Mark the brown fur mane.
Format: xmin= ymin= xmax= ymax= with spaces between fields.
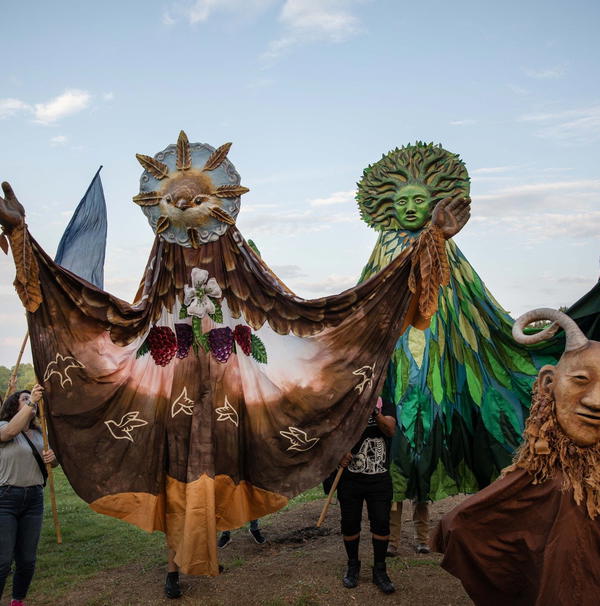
xmin=504 ymin=379 xmax=600 ymax=518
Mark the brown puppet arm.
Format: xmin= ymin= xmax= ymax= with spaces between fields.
xmin=0 ymin=182 xmax=43 ymax=313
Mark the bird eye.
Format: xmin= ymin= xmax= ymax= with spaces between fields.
xmin=164 ymin=195 xmax=172 ymax=203
xmin=194 ymin=195 xmax=204 ymax=204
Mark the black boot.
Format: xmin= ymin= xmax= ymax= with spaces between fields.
xmin=372 ymin=562 xmax=395 ymax=594
xmin=343 ymin=559 xmax=361 ymax=588
xmin=165 ymin=571 xmax=182 ymax=599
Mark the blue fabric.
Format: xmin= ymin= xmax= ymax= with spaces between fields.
xmin=0 ymin=485 xmax=44 ymax=600
xmin=54 ymin=166 xmax=107 ymax=289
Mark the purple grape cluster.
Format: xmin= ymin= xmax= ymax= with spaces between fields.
xmin=208 ymin=327 xmax=234 ymax=363
xmin=147 ymin=326 xmax=178 ymax=366
xmin=175 ymin=323 xmax=194 ymax=359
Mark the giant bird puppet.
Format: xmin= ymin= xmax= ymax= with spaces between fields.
xmin=0 ymin=132 xmax=470 ymax=576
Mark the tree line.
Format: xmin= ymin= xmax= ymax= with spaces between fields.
xmin=0 ymin=363 xmax=37 ymax=400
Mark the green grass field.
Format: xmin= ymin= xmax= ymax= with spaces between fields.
xmin=5 ymin=469 xmax=324 ymax=603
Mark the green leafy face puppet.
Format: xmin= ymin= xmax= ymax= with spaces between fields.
xmin=394 ymin=184 xmax=432 ymax=230
xmin=356 ymin=142 xmax=470 ymax=233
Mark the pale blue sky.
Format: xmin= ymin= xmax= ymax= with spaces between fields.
xmin=0 ymin=0 xmax=598 ymax=366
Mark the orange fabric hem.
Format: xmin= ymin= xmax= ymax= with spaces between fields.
xmin=89 ymin=474 xmax=288 ymax=576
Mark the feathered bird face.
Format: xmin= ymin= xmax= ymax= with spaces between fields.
xmin=133 ymin=131 xmax=249 ymax=248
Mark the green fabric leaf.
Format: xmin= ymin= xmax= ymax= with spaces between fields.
xmin=209 ymin=300 xmax=223 ymax=324
xmin=463 ymin=347 xmax=483 ymax=406
xmin=428 ymin=459 xmax=459 ymax=501
xmin=251 ymin=334 xmax=268 ymax=364
xmin=458 ymin=312 xmax=478 ymax=353
xmin=136 ymin=339 xmax=149 ymax=359
xmin=390 ymin=462 xmax=409 ymax=501
xmin=179 ymin=304 xmax=188 ymax=319
xmin=408 ymin=327 xmax=426 ymax=369
xmin=481 ymin=389 xmax=521 ymax=445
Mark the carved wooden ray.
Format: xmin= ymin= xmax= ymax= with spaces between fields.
xmin=176 ymin=130 xmax=191 ymax=171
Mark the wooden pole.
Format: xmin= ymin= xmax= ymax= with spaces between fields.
xmin=316 ymin=467 xmax=344 ymax=528
xmin=3 ymin=330 xmax=29 ymax=400
xmin=38 ymin=398 xmax=62 ymax=544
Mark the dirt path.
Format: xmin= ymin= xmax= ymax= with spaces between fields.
xmin=54 ymin=496 xmax=472 ymax=606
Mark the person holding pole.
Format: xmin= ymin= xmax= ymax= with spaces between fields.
xmin=0 ymin=385 xmax=56 ymax=606
xmin=336 ymin=396 xmax=397 ymax=594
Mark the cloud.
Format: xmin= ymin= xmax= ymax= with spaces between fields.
xmin=309 ymin=189 xmax=355 ymax=207
xmin=169 ymin=0 xmax=276 ymax=24
xmin=476 ymin=179 xmax=600 ymax=205
xmin=240 ymin=207 xmax=355 ymax=234
xmin=50 ymin=135 xmax=68 ymax=146
xmin=290 ymin=273 xmax=358 ymax=296
xmin=471 ymin=166 xmax=517 ymax=175
xmin=518 ymin=106 xmax=600 ymax=143
xmin=263 ymin=0 xmax=363 ymax=61
xmin=523 ymin=64 xmax=566 ymax=79
xmin=471 ymin=176 xmax=600 ymax=242
xmin=0 ymin=98 xmax=30 ymax=119
xmin=269 ymin=264 xmax=307 ymax=279
xmin=450 ymin=119 xmax=476 ymax=126
xmin=34 ymin=89 xmax=91 ymax=124
xmin=162 ymin=10 xmax=176 ymax=25
xmin=103 ymin=92 xmax=115 ymax=101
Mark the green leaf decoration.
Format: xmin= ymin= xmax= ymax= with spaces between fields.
xmin=458 ymin=312 xmax=479 ymax=353
xmin=209 ymin=300 xmax=223 ymax=324
xmin=192 ymin=317 xmax=209 ymax=352
xmin=428 ymin=459 xmax=460 ymax=501
xmin=437 ymin=322 xmax=446 ymax=358
xmin=499 ymin=341 xmax=538 ymax=375
xmin=179 ymin=304 xmax=188 ymax=319
xmin=197 ymin=332 xmax=210 ymax=353
xmin=251 ymin=334 xmax=267 ymax=364
xmin=407 ymin=327 xmax=426 ymax=369
xmin=136 ymin=338 xmax=150 ymax=359
xmin=247 ymin=239 xmax=262 ymax=257
xmin=468 ymin=302 xmax=490 ymax=341
xmin=483 ymin=347 xmax=512 ymax=389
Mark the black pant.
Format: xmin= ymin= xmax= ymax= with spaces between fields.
xmin=337 ymin=473 xmax=392 ymax=537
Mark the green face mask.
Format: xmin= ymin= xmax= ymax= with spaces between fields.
xmin=394 ymin=184 xmax=432 ymax=230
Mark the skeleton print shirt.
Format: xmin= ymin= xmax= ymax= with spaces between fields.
xmin=346 ymin=398 xmax=397 ymax=478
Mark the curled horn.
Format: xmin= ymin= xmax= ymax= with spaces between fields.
xmin=512 ymin=308 xmax=588 ymax=352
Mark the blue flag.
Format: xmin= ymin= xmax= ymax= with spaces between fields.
xmin=54 ymin=166 xmax=107 ymax=289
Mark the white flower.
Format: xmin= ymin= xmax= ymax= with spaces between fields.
xmin=183 ymin=267 xmax=222 ymax=318
xmin=187 ymin=296 xmax=215 ymax=318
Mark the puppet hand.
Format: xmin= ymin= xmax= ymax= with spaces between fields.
xmin=0 ymin=182 xmax=26 ymax=232
xmin=431 ymin=195 xmax=470 ymax=239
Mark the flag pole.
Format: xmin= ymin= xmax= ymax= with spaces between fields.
xmin=316 ymin=467 xmax=344 ymax=527
xmin=38 ymin=396 xmax=62 ymax=544
xmin=3 ymin=330 xmax=29 ymax=401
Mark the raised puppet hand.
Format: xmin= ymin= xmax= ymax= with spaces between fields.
xmin=0 ymin=182 xmax=26 ymax=232
xmin=431 ymin=195 xmax=471 ymax=239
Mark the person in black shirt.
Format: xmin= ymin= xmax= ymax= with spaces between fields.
xmin=337 ymin=396 xmax=397 ymax=594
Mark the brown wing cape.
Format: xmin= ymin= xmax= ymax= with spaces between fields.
xmin=432 ymin=468 xmax=600 ymax=606
xmin=8 ymin=223 xmax=444 ymax=575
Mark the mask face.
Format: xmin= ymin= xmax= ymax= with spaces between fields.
xmin=394 ymin=184 xmax=432 ymax=230
xmin=552 ymin=343 xmax=600 ymax=447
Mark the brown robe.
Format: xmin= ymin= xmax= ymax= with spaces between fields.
xmin=433 ymin=468 xmax=600 ymax=606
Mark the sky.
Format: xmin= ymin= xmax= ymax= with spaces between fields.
xmin=0 ymin=0 xmax=598 ymax=367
